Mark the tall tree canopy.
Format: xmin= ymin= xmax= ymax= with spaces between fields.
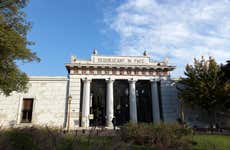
xmin=178 ymin=57 xmax=230 ymax=125
xmin=0 ymin=0 xmax=40 ymax=96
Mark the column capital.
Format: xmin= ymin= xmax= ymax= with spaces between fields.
xmin=106 ymin=78 xmax=115 ymax=83
xmin=160 ymin=76 xmax=168 ymax=80
xmin=150 ymin=77 xmax=160 ymax=82
xmin=128 ymin=78 xmax=138 ymax=83
xmin=82 ymin=77 xmax=91 ymax=83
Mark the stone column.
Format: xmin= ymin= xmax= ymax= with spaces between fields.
xmin=129 ymin=79 xmax=138 ymax=123
xmin=106 ymin=79 xmax=114 ymax=127
xmin=151 ymin=79 xmax=161 ymax=123
xmin=81 ymin=78 xmax=91 ymax=128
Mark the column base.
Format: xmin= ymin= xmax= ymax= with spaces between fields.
xmin=106 ymin=121 xmax=113 ymax=127
xmin=81 ymin=116 xmax=89 ymax=128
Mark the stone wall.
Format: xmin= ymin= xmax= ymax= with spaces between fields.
xmin=0 ymin=76 xmax=68 ymax=128
xmin=5 ymin=76 xmax=229 ymax=129
xmin=160 ymin=80 xmax=181 ymax=123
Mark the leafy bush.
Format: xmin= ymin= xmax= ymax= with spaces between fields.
xmin=0 ymin=126 xmax=129 ymax=150
xmin=0 ymin=125 xmax=226 ymax=150
xmin=0 ymin=127 xmax=70 ymax=150
xmin=120 ymin=122 xmax=193 ymax=149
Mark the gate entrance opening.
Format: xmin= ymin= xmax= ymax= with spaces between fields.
xmin=90 ymin=79 xmax=106 ymax=126
xmin=114 ymin=80 xmax=130 ymax=126
xmin=136 ymin=80 xmax=153 ymax=123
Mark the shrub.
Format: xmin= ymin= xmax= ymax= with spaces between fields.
xmin=120 ymin=122 xmax=193 ymax=149
xmin=0 ymin=125 xmax=193 ymax=150
xmin=0 ymin=126 xmax=129 ymax=150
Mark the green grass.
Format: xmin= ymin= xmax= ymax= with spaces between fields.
xmin=83 ymin=134 xmax=230 ymax=150
xmin=73 ymin=135 xmax=157 ymax=150
xmin=191 ymin=134 xmax=230 ymax=150
xmin=74 ymin=134 xmax=230 ymax=150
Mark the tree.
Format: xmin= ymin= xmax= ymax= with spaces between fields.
xmin=0 ymin=0 xmax=18 ymax=8
xmin=178 ymin=57 xmax=230 ymax=126
xmin=0 ymin=0 xmax=40 ymax=96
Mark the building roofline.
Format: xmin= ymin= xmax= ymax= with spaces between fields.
xmin=29 ymin=76 xmax=68 ymax=81
xmin=91 ymin=54 xmax=150 ymax=58
xmin=65 ymin=63 xmax=176 ymax=69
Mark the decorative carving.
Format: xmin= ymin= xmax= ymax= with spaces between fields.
xmin=112 ymin=68 xmax=116 ymax=75
xmin=71 ymin=55 xmax=77 ymax=63
xmin=71 ymin=67 xmax=169 ymax=76
xmin=143 ymin=50 xmax=147 ymax=56
xmin=142 ymin=70 xmax=146 ymax=75
xmin=105 ymin=68 xmax=110 ymax=75
xmin=97 ymin=69 xmax=101 ymax=74
xmin=163 ymin=71 xmax=168 ymax=75
xmin=90 ymin=69 xmax=94 ymax=75
xmin=74 ymin=68 xmax=78 ymax=74
xmin=127 ymin=70 xmax=131 ymax=75
xmin=93 ymin=49 xmax=98 ymax=55
xmin=120 ymin=69 xmax=124 ymax=75
xmin=164 ymin=58 xmax=169 ymax=65
xmin=149 ymin=70 xmax=153 ymax=75
xmin=82 ymin=68 xmax=86 ymax=75
xmin=134 ymin=70 xmax=139 ymax=75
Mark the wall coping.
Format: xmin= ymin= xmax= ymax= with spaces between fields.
xmin=29 ymin=76 xmax=68 ymax=81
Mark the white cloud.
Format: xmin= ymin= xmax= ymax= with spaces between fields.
xmin=105 ymin=0 xmax=230 ymax=76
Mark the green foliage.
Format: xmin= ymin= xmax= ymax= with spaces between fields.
xmin=178 ymin=57 xmax=230 ymax=124
xmin=6 ymin=128 xmax=40 ymax=150
xmin=0 ymin=126 xmax=129 ymax=150
xmin=0 ymin=0 xmax=40 ymax=96
xmin=120 ymin=122 xmax=193 ymax=149
xmin=0 ymin=126 xmax=229 ymax=150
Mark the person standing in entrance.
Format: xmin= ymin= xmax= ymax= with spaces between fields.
xmin=112 ymin=117 xmax=116 ymax=130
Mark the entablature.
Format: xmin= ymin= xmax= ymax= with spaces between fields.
xmin=65 ymin=51 xmax=176 ymax=77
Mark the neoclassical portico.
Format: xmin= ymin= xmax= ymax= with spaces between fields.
xmin=79 ymin=77 xmax=165 ymax=127
xmin=65 ymin=50 xmax=175 ymax=128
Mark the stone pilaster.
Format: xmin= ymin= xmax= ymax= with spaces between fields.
xmin=129 ymin=79 xmax=138 ymax=123
xmin=68 ymin=75 xmax=81 ymax=129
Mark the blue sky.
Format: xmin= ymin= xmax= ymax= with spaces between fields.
xmin=20 ymin=0 xmax=230 ymax=77
xmin=20 ymin=0 xmax=119 ymax=76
